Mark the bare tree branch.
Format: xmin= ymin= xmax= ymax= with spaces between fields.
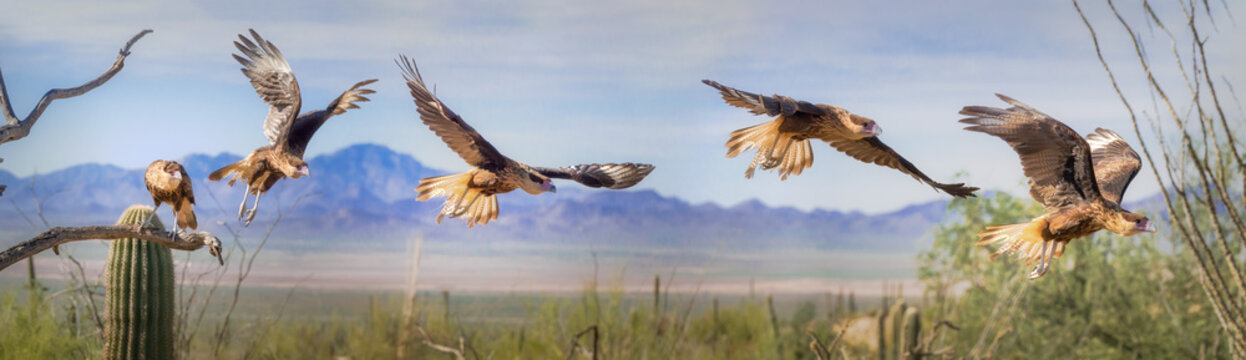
xmin=0 ymin=29 xmax=152 ymax=157
xmin=566 ymin=325 xmax=599 ymax=360
xmin=415 ymin=325 xmax=467 ymax=360
xmin=0 ymin=224 xmax=223 ymax=272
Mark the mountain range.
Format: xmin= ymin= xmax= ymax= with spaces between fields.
xmin=0 ymin=143 xmax=954 ymax=252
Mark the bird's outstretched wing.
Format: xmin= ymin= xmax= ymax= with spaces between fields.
xmin=234 ymin=29 xmax=302 ymax=149
xmin=533 ymin=163 xmax=656 ymax=189
xmin=1085 ymin=128 xmax=1141 ymax=205
xmin=397 ymin=55 xmax=508 ymax=171
xmin=286 ymin=79 xmax=378 ymax=158
xmin=826 ymin=137 xmax=978 ymax=198
xmin=960 ymin=94 xmax=1100 ymax=209
xmin=702 ymin=79 xmax=826 ymax=117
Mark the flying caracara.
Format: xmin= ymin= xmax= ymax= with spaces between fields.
xmin=209 ymin=29 xmax=377 ymax=226
xmin=702 ymin=80 xmax=977 ymax=198
xmin=397 ymin=56 xmax=655 ymax=227
xmin=960 ymin=94 xmax=1156 ymax=279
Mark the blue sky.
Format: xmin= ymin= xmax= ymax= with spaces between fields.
xmin=1 ymin=0 xmax=1241 ymax=213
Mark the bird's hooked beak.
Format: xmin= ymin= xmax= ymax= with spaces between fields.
xmin=863 ymin=122 xmax=883 ymax=136
xmin=170 ymin=171 xmax=182 ymax=180
xmin=297 ymin=165 xmax=311 ymax=177
xmin=542 ymin=181 xmax=557 ymax=193
xmin=1136 ymin=219 xmax=1157 ymax=233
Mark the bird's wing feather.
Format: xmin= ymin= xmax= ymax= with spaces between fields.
xmin=177 ymin=165 xmax=195 ymax=205
xmin=1085 ymin=128 xmax=1141 ymax=204
xmin=826 ymin=137 xmax=978 ymax=198
xmin=533 ymin=163 xmax=656 ymax=189
xmin=285 ymin=79 xmax=378 ymax=158
xmin=234 ymin=29 xmax=301 ymax=149
xmin=959 ymin=94 xmax=1101 ymax=209
xmin=701 ymin=79 xmax=825 ymax=117
xmin=397 ymin=56 xmax=508 ymax=171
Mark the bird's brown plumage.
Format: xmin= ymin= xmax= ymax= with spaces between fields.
xmin=208 ymin=29 xmax=377 ymax=226
xmin=399 ymin=56 xmax=655 ymax=227
xmin=145 ymin=160 xmax=196 ymax=230
xmin=703 ymin=79 xmax=977 ymax=198
xmin=960 ymin=94 xmax=1153 ymax=279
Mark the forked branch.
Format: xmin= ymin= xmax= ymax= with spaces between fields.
xmin=0 ymin=224 xmax=223 ymax=271
xmin=0 ymin=29 xmax=152 ymax=156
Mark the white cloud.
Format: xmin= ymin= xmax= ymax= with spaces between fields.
xmin=0 ymin=0 xmax=1241 ymax=213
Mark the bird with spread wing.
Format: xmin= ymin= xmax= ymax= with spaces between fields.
xmin=209 ymin=29 xmax=377 ymax=226
xmin=702 ymin=80 xmax=977 ymax=198
xmin=397 ymin=56 xmax=655 ymax=227
xmin=960 ymin=94 xmax=1156 ymax=279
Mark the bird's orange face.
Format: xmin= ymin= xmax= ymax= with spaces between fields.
xmin=520 ymin=171 xmax=556 ymax=195
xmin=1107 ymin=211 xmax=1157 ymax=236
xmin=848 ymin=114 xmax=882 ymax=139
xmin=279 ymin=156 xmax=310 ymax=179
xmin=159 ymin=162 xmax=184 ymax=185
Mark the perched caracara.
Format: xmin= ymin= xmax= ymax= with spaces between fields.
xmin=397 ymin=56 xmax=655 ymax=227
xmin=144 ymin=160 xmax=196 ymax=233
xmin=702 ymin=80 xmax=977 ymax=198
xmin=208 ymin=29 xmax=377 ymax=226
xmin=960 ymin=94 xmax=1156 ymax=279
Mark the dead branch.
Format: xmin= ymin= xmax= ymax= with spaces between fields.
xmin=566 ymin=325 xmax=599 ymax=360
xmin=415 ymin=325 xmax=467 ymax=360
xmin=0 ymin=224 xmax=222 ymax=272
xmin=0 ymin=29 xmax=152 ymax=158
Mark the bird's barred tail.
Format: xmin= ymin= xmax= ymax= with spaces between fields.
xmin=977 ymin=220 xmax=1064 ymax=265
xmin=175 ymin=198 xmax=197 ymax=230
xmin=416 ymin=171 xmax=498 ymax=228
xmin=725 ymin=118 xmax=812 ymax=180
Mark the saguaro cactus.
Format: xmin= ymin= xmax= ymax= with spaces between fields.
xmin=103 ymin=205 xmax=175 ymax=359
xmin=900 ymin=307 xmax=922 ymax=360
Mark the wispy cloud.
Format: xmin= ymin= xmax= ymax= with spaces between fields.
xmin=1 ymin=0 xmax=1241 ymax=213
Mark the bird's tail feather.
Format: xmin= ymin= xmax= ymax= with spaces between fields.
xmin=416 ymin=171 xmax=498 ymax=228
xmin=175 ymin=198 xmax=197 ymax=230
xmin=208 ymin=162 xmax=242 ymax=186
xmin=725 ymin=117 xmax=812 ymax=180
xmin=977 ymin=219 xmax=1063 ymax=265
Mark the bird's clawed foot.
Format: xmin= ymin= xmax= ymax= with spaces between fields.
xmin=1028 ymin=241 xmax=1054 ymax=280
xmin=243 ymin=208 xmax=258 ymax=227
xmin=236 ymin=192 xmax=262 ymax=226
xmin=237 ymin=193 xmax=250 ymax=221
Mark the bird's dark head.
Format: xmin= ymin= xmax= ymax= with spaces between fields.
xmin=521 ymin=171 xmax=555 ymax=195
xmin=849 ymin=114 xmax=882 ymax=138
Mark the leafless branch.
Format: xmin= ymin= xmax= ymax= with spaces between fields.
xmin=566 ymin=325 xmax=599 ymax=360
xmin=1074 ymin=0 xmax=1246 ymax=355
xmin=809 ymin=322 xmax=851 ymax=360
xmin=0 ymin=29 xmax=152 ymax=157
xmin=211 ymin=190 xmax=314 ymax=358
xmin=0 ymin=224 xmax=222 ymax=272
xmin=63 ymin=254 xmax=105 ymax=333
xmin=415 ymin=325 xmax=467 ymax=360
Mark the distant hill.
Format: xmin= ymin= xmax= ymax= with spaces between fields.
xmin=0 ymin=143 xmax=953 ymax=252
